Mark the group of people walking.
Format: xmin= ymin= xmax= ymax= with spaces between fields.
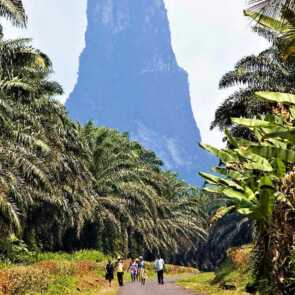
xmin=105 ymin=255 xmax=165 ymax=287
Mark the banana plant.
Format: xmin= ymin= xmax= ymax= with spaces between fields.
xmin=200 ymin=90 xmax=295 ymax=228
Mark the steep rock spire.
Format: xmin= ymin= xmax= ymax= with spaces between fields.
xmin=66 ymin=0 xmax=215 ymax=185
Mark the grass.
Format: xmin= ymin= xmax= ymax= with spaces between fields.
xmin=177 ymin=245 xmax=253 ymax=295
xmin=35 ymin=250 xmax=106 ymax=263
xmin=178 ymin=272 xmax=249 ymax=295
xmin=143 ymin=261 xmax=197 ymax=279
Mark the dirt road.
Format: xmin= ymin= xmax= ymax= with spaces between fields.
xmin=118 ymin=276 xmax=196 ymax=295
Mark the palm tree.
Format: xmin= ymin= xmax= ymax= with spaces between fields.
xmin=0 ymin=0 xmax=26 ymax=27
xmin=211 ymin=26 xmax=295 ymax=138
xmin=248 ymin=0 xmax=295 ymax=16
xmin=80 ymin=123 xmax=207 ymax=257
xmin=0 ymin=35 xmax=96 ymax=250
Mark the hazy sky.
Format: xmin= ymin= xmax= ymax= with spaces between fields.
xmin=4 ymin=0 xmax=268 ymax=147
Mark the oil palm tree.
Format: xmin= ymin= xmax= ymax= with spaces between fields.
xmin=0 ymin=0 xmax=26 ymax=28
xmin=248 ymin=0 xmax=295 ymax=16
xmin=0 ymin=35 xmax=96 ymax=250
xmin=81 ymin=123 xmax=207 ymax=257
xmin=211 ymin=26 xmax=295 ymax=138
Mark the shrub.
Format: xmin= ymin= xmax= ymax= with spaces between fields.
xmin=34 ymin=261 xmax=74 ymax=276
xmin=0 ymin=235 xmax=35 ymax=264
xmin=0 ymin=266 xmax=50 ymax=294
xmin=227 ymin=245 xmax=252 ymax=267
xmin=44 ymin=276 xmax=76 ymax=295
xmin=73 ymin=261 xmax=97 ymax=274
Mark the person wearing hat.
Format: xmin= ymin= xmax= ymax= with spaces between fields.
xmin=116 ymin=257 xmax=125 ymax=287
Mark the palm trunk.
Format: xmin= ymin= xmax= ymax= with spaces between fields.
xmin=122 ymin=227 xmax=129 ymax=259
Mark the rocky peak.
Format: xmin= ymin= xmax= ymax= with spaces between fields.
xmin=66 ymin=0 xmax=215 ymax=185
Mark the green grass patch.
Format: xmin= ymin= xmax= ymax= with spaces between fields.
xmin=178 ymin=272 xmax=249 ymax=295
xmin=44 ymin=275 xmax=76 ymax=295
xmin=35 ymin=250 xmax=106 ymax=263
xmin=178 ymin=246 xmax=253 ymax=295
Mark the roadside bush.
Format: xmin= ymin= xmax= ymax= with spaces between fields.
xmin=227 ymin=245 xmax=252 ymax=267
xmin=0 ymin=235 xmax=35 ymax=264
xmin=73 ymin=261 xmax=97 ymax=274
xmin=34 ymin=261 xmax=74 ymax=276
xmin=44 ymin=275 xmax=76 ymax=295
xmin=0 ymin=266 xmax=50 ymax=294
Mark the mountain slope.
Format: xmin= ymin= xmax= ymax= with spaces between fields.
xmin=66 ymin=0 xmax=215 ymax=185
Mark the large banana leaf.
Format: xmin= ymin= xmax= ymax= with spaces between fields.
xmin=199 ymin=172 xmax=225 ymax=185
xmin=199 ymin=172 xmax=243 ymax=190
xmin=204 ymin=185 xmax=256 ymax=207
xmin=232 ymin=117 xmax=277 ymax=128
xmin=256 ymin=91 xmax=295 ymax=105
xmin=222 ymin=188 xmax=255 ymax=206
xmin=263 ymin=129 xmax=295 ymax=143
xmin=214 ymin=167 xmax=245 ymax=181
xmin=199 ymin=143 xmax=238 ymax=163
xmin=237 ymin=149 xmax=273 ymax=172
xmin=203 ymin=185 xmax=224 ymax=194
xmin=247 ymin=146 xmax=295 ymax=163
xmin=244 ymin=186 xmax=256 ymax=201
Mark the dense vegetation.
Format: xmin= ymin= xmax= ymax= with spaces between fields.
xmin=0 ymin=0 xmax=208 ymax=265
xmin=3 ymin=1 xmax=295 ymax=295
xmin=199 ymin=1 xmax=295 ymax=294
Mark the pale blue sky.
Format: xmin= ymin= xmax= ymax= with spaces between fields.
xmin=4 ymin=0 xmax=268 ymax=147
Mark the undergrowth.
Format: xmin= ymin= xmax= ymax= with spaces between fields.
xmin=178 ymin=245 xmax=253 ymax=295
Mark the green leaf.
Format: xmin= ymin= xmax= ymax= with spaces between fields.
xmin=256 ymin=91 xmax=295 ymax=105
xmin=237 ymin=149 xmax=273 ymax=172
xmin=199 ymin=172 xmax=243 ymax=190
xmin=244 ymin=186 xmax=256 ymax=201
xmin=264 ymin=129 xmax=295 ymax=143
xmin=203 ymin=185 xmax=224 ymax=194
xmin=290 ymin=106 xmax=295 ymax=119
xmin=247 ymin=146 xmax=295 ymax=164
xmin=222 ymin=188 xmax=254 ymax=206
xmin=214 ymin=167 xmax=244 ymax=181
xmin=258 ymin=176 xmax=274 ymax=189
xmin=237 ymin=208 xmax=253 ymax=216
xmin=200 ymin=143 xmax=238 ymax=163
xmin=232 ymin=117 xmax=276 ymax=128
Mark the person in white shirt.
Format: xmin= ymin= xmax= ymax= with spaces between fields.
xmin=154 ymin=255 xmax=165 ymax=284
